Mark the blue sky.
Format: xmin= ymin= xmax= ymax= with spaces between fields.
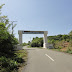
xmin=0 ymin=0 xmax=72 ymax=43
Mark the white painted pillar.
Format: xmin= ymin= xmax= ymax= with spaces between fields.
xmin=43 ymin=31 xmax=48 ymax=48
xmin=18 ymin=31 xmax=22 ymax=45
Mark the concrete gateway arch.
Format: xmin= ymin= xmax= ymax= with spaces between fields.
xmin=18 ymin=30 xmax=48 ymax=48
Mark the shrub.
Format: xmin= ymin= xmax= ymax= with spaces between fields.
xmin=30 ymin=37 xmax=43 ymax=47
xmin=69 ymin=40 xmax=72 ymax=47
xmin=22 ymin=42 xmax=27 ymax=46
xmin=0 ymin=56 xmax=18 ymax=72
xmin=15 ymin=57 xmax=24 ymax=63
xmin=66 ymin=48 xmax=72 ymax=54
xmin=58 ymin=46 xmax=62 ymax=49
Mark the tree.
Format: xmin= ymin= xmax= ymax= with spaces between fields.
xmin=0 ymin=22 xmax=18 ymax=55
xmin=0 ymin=4 xmax=12 ymax=32
xmin=30 ymin=37 xmax=43 ymax=47
xmin=69 ymin=31 xmax=72 ymax=36
xmin=0 ymin=4 xmax=5 ymax=15
xmin=0 ymin=4 xmax=18 ymax=56
xmin=28 ymin=41 xmax=31 ymax=45
xmin=62 ymin=35 xmax=69 ymax=41
xmin=69 ymin=30 xmax=72 ymax=40
xmin=22 ymin=42 xmax=27 ymax=46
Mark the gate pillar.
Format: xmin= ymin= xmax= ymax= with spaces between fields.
xmin=43 ymin=31 xmax=48 ymax=48
xmin=18 ymin=31 xmax=22 ymax=45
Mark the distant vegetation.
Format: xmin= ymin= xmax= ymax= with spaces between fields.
xmin=28 ymin=31 xmax=72 ymax=54
xmin=30 ymin=37 xmax=43 ymax=47
xmin=48 ymin=31 xmax=72 ymax=53
xmin=22 ymin=42 xmax=28 ymax=46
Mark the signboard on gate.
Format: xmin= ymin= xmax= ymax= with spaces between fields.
xmin=22 ymin=31 xmax=44 ymax=34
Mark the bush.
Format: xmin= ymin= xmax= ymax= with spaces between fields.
xmin=30 ymin=37 xmax=43 ymax=47
xmin=58 ymin=46 xmax=62 ymax=49
xmin=15 ymin=57 xmax=24 ymax=63
xmin=66 ymin=39 xmax=70 ymax=42
xmin=66 ymin=48 xmax=72 ymax=54
xmin=22 ymin=42 xmax=27 ymax=46
xmin=0 ymin=56 xmax=9 ymax=67
xmin=0 ymin=56 xmax=18 ymax=72
xmin=69 ymin=40 xmax=72 ymax=47
xmin=0 ymin=22 xmax=19 ymax=72
xmin=0 ymin=31 xmax=18 ymax=57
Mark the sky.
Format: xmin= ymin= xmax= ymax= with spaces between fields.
xmin=0 ymin=0 xmax=72 ymax=43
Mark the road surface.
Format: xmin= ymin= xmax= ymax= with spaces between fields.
xmin=22 ymin=47 xmax=72 ymax=72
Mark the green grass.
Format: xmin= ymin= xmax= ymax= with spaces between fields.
xmin=27 ymin=45 xmax=31 ymax=48
xmin=51 ymin=48 xmax=61 ymax=52
xmin=0 ymin=49 xmax=27 ymax=72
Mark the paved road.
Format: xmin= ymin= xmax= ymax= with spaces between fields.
xmin=22 ymin=47 xmax=72 ymax=72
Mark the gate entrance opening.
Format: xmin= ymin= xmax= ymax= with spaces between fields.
xmin=18 ymin=30 xmax=48 ymax=48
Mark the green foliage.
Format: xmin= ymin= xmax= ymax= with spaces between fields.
xmin=62 ymin=35 xmax=69 ymax=41
xmin=0 ymin=22 xmax=18 ymax=56
xmin=58 ymin=46 xmax=62 ymax=49
xmin=0 ymin=4 xmax=5 ymax=15
xmin=0 ymin=4 xmax=11 ymax=31
xmin=0 ymin=32 xmax=18 ymax=56
xmin=53 ymin=41 xmax=63 ymax=49
xmin=22 ymin=42 xmax=28 ymax=46
xmin=0 ymin=4 xmax=18 ymax=55
xmin=0 ymin=4 xmax=5 ymax=9
xmin=0 ymin=4 xmax=21 ymax=72
xmin=69 ymin=30 xmax=72 ymax=40
xmin=66 ymin=39 xmax=70 ymax=42
xmin=14 ymin=50 xmax=27 ymax=64
xmin=30 ymin=37 xmax=43 ymax=47
xmin=0 ymin=50 xmax=27 ymax=72
xmin=0 ymin=56 xmax=18 ymax=72
xmin=0 ymin=22 xmax=5 ymax=28
xmin=48 ymin=34 xmax=70 ymax=42
xmin=69 ymin=40 xmax=72 ymax=50
xmin=28 ymin=41 xmax=31 ymax=45
xmin=66 ymin=48 xmax=72 ymax=54
xmin=30 ymin=31 xmax=72 ymax=49
xmin=69 ymin=30 xmax=72 ymax=36
xmin=47 ymin=34 xmax=71 ymax=49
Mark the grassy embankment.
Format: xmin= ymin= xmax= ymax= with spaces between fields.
xmin=49 ymin=41 xmax=72 ymax=54
xmin=0 ymin=49 xmax=27 ymax=72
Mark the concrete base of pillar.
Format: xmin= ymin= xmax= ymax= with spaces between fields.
xmin=43 ymin=43 xmax=48 ymax=48
xmin=14 ymin=44 xmax=23 ymax=50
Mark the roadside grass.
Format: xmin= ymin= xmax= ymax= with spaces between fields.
xmin=49 ymin=48 xmax=72 ymax=54
xmin=27 ymin=45 xmax=31 ymax=48
xmin=52 ymin=48 xmax=61 ymax=52
xmin=0 ymin=49 xmax=27 ymax=72
xmin=66 ymin=48 xmax=72 ymax=54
